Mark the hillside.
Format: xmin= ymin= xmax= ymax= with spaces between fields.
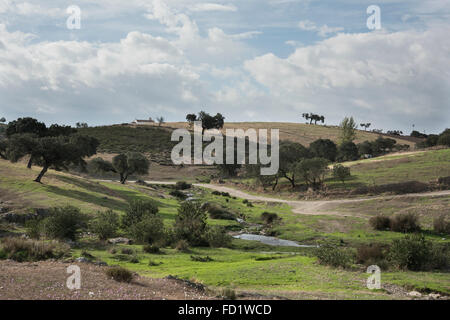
xmin=160 ymin=122 xmax=420 ymax=148
xmin=78 ymin=122 xmax=420 ymax=159
xmin=0 ymin=158 xmax=449 ymax=298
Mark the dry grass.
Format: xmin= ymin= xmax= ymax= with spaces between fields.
xmin=160 ymin=122 xmax=418 ymax=148
xmin=0 ymin=260 xmax=212 ymax=300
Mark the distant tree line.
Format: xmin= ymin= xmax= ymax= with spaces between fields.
xmin=0 ymin=117 xmax=99 ymax=182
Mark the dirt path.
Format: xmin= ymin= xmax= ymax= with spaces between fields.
xmin=186 ymin=183 xmax=450 ymax=216
xmin=101 ymin=179 xmax=450 ymax=216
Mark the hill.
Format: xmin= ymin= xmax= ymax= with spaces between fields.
xmin=0 ymin=158 xmax=449 ymax=298
xmin=160 ymin=122 xmax=420 ymax=148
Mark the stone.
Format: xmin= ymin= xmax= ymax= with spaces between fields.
xmin=428 ymin=293 xmax=441 ymax=300
xmin=107 ymin=237 xmax=132 ymax=245
xmin=407 ymin=291 xmax=422 ymax=297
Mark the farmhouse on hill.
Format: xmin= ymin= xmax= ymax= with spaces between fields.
xmin=131 ymin=117 xmax=155 ymax=125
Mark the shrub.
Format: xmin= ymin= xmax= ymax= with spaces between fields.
xmin=122 ymin=199 xmax=158 ymax=228
xmin=389 ymin=234 xmax=432 ymax=271
xmin=220 ymin=288 xmax=236 ymax=300
xmin=0 ymin=237 xmax=69 ymax=262
xmin=390 ymin=213 xmax=420 ymax=233
xmin=148 ymin=260 xmax=163 ymax=266
xmin=25 ymin=218 xmax=43 ymax=239
xmin=121 ymin=248 xmax=134 ymax=255
xmin=175 ymin=239 xmax=190 ymax=252
xmin=90 ymin=210 xmax=120 ymax=240
xmin=356 ymin=244 xmax=388 ymax=267
xmin=170 ymin=190 xmax=187 ymax=200
xmin=143 ymin=244 xmax=160 ymax=254
xmin=190 ymin=255 xmax=213 ymax=262
xmin=175 ymin=181 xmax=191 ymax=190
xmin=208 ymin=206 xmax=235 ymax=220
xmin=128 ymin=215 xmax=165 ymax=245
xmin=433 ymin=214 xmax=450 ymax=234
xmin=316 ymin=242 xmax=354 ymax=269
xmin=129 ymin=255 xmax=140 ymax=263
xmin=206 ymin=226 xmax=232 ymax=248
xmin=174 ymin=202 xmax=209 ymax=246
xmin=369 ymin=215 xmax=391 ymax=231
xmin=261 ymin=212 xmax=279 ymax=225
xmin=41 ymin=206 xmax=87 ymax=241
xmin=105 ymin=266 xmax=134 ymax=283
xmin=332 ymin=164 xmax=351 ymax=186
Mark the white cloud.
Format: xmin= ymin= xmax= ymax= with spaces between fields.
xmin=190 ymin=3 xmax=237 ymax=12
xmin=298 ymin=20 xmax=344 ymax=37
xmin=244 ymin=26 xmax=450 ymax=131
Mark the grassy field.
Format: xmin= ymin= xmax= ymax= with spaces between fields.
xmin=161 ymin=122 xmax=419 ymax=148
xmin=0 ymin=158 xmax=448 ymax=298
xmin=233 ymin=148 xmax=450 ymax=196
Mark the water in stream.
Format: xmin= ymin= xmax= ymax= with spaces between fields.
xmin=233 ymin=234 xmax=317 ymax=248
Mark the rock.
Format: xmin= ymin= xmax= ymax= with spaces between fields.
xmin=94 ymin=261 xmax=108 ymax=266
xmin=75 ymin=257 xmax=90 ymax=263
xmin=107 ymin=237 xmax=132 ymax=245
xmin=0 ymin=207 xmax=9 ymax=214
xmin=428 ymin=293 xmax=441 ymax=300
xmin=407 ymin=291 xmax=422 ymax=298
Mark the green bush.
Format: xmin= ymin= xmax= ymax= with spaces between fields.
xmin=369 ymin=215 xmax=391 ymax=231
xmin=25 ymin=218 xmax=43 ymax=239
xmin=261 ymin=212 xmax=279 ymax=225
xmin=143 ymin=244 xmax=161 ymax=254
xmin=174 ymin=202 xmax=209 ymax=246
xmin=120 ymin=248 xmax=134 ymax=255
xmin=390 ymin=213 xmax=421 ymax=233
xmin=356 ymin=244 xmax=389 ymax=268
xmin=169 ymin=190 xmax=187 ymax=200
xmin=206 ymin=226 xmax=232 ymax=248
xmin=0 ymin=237 xmax=69 ymax=262
xmin=105 ymin=266 xmax=134 ymax=283
xmin=90 ymin=210 xmax=120 ymax=240
xmin=433 ymin=214 xmax=450 ymax=234
xmin=190 ymin=255 xmax=213 ymax=262
xmin=316 ymin=242 xmax=354 ymax=269
xmin=175 ymin=239 xmax=190 ymax=252
xmin=175 ymin=181 xmax=191 ymax=190
xmin=128 ymin=215 xmax=165 ymax=245
xmin=122 ymin=199 xmax=158 ymax=228
xmin=389 ymin=234 xmax=432 ymax=271
xmin=41 ymin=206 xmax=87 ymax=241
xmin=207 ymin=206 xmax=235 ymax=220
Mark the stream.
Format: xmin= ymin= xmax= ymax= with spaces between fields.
xmin=233 ymin=234 xmax=317 ymax=248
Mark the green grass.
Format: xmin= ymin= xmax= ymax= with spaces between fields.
xmin=1 ymin=158 xmax=449 ymax=299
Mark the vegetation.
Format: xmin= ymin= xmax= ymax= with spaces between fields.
xmin=90 ymin=210 xmax=120 ymax=240
xmin=105 ymin=266 xmax=134 ymax=283
xmin=0 ymin=237 xmax=69 ymax=262
xmin=91 ymin=152 xmax=149 ymax=184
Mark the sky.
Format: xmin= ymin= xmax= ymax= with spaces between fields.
xmin=0 ymin=0 xmax=449 ymax=134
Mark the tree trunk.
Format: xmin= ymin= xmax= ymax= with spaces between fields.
xmin=34 ymin=165 xmax=48 ymax=183
xmin=121 ymin=173 xmax=129 ymax=184
xmin=27 ymin=157 xmax=33 ymax=169
xmin=272 ymin=177 xmax=279 ymax=191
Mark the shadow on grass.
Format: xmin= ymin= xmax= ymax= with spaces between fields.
xmin=55 ymin=175 xmax=122 ymax=199
xmin=43 ymin=184 xmax=128 ymax=211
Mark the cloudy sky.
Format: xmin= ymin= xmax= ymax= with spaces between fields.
xmin=0 ymin=0 xmax=449 ymax=134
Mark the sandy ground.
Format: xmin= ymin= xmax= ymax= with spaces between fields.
xmin=0 ymin=260 xmax=213 ymax=300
